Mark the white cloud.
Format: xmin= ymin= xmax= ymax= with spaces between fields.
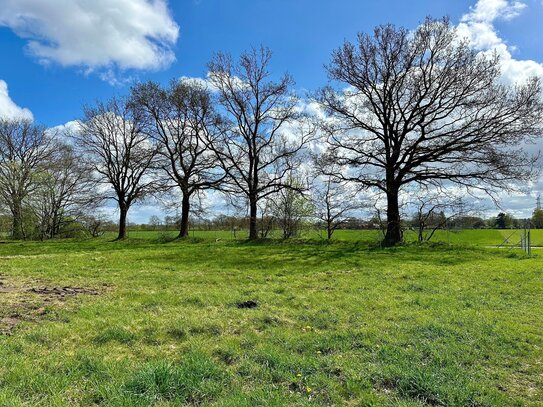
xmin=0 ymin=80 xmax=33 ymax=120
xmin=179 ymin=76 xmax=213 ymax=89
xmin=47 ymin=120 xmax=83 ymax=140
xmin=457 ymin=0 xmax=543 ymax=84
xmin=179 ymin=73 xmax=249 ymax=94
xmin=455 ymin=0 xmax=543 ymax=217
xmin=464 ymin=0 xmax=526 ymax=22
xmin=0 ymin=0 xmax=180 ymax=82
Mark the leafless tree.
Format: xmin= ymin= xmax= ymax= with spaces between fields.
xmin=317 ymin=17 xmax=543 ymax=246
xmin=148 ymin=215 xmax=162 ymax=230
xmin=74 ymin=97 xmax=159 ymax=240
xmin=257 ymin=198 xmax=274 ymax=238
xmin=208 ymin=46 xmax=314 ymax=240
xmin=30 ymin=140 xmax=96 ymax=240
xmin=79 ymin=213 xmax=109 ymax=238
xmin=408 ymin=188 xmax=472 ymax=242
xmin=312 ymin=167 xmax=362 ymax=240
xmin=269 ymin=175 xmax=313 ymax=239
xmin=130 ymin=79 xmax=225 ymax=238
xmin=0 ymin=119 xmax=53 ymax=239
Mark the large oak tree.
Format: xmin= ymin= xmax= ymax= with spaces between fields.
xmin=318 ymin=17 xmax=543 ymax=246
xmin=131 ymin=79 xmax=224 ymax=238
xmin=75 ymin=97 xmax=159 ymax=240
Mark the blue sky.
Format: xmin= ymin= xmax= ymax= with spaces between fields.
xmin=1 ymin=0 xmax=543 ymax=222
xmin=0 ymin=0 xmax=541 ymax=128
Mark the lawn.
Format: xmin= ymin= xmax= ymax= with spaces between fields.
xmin=129 ymin=228 xmax=543 ymax=247
xmin=0 ymin=232 xmax=542 ymax=405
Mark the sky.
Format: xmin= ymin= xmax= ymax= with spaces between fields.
xmin=1 ymin=0 xmax=543 ymax=222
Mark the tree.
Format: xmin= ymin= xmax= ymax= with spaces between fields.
xmin=0 ymin=119 xmax=52 ymax=239
xmin=532 ymin=209 xmax=543 ymax=229
xmin=208 ymin=46 xmax=313 ymax=240
xmin=447 ymin=215 xmax=486 ymax=229
xmin=148 ymin=215 xmax=162 ymax=230
xmin=495 ymin=212 xmax=513 ymax=229
xmin=79 ymin=213 xmax=108 ymax=237
xmin=312 ymin=165 xmax=362 ymax=239
xmin=74 ymin=97 xmax=159 ymax=240
xmin=257 ymin=198 xmax=275 ymax=238
xmin=270 ymin=176 xmax=313 ymax=239
xmin=131 ymin=80 xmax=225 ymax=238
xmin=318 ymin=17 xmax=543 ymax=246
xmin=30 ymin=140 xmax=95 ymax=240
xmin=408 ymin=189 xmax=469 ymax=242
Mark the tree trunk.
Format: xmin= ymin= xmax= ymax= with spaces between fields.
xmin=249 ymin=198 xmax=258 ymax=240
xmin=178 ymin=193 xmax=190 ymax=238
xmin=11 ymin=212 xmax=24 ymax=240
xmin=326 ymin=203 xmax=332 ymax=240
xmin=383 ymin=187 xmax=402 ymax=246
xmin=117 ymin=203 xmax=128 ymax=240
xmin=11 ymin=204 xmax=24 ymax=240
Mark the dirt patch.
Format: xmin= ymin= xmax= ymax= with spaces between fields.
xmin=0 ymin=286 xmax=18 ymax=293
xmin=29 ymin=286 xmax=99 ymax=297
xmin=0 ymin=277 xmax=101 ymax=335
xmin=0 ymin=316 xmax=21 ymax=335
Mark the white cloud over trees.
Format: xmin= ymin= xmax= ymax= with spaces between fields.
xmin=0 ymin=0 xmax=179 ymax=82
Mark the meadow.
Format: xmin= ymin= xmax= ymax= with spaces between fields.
xmin=0 ymin=230 xmax=541 ymax=406
xmin=129 ymin=228 xmax=543 ymax=247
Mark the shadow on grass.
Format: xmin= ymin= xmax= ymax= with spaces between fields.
xmin=0 ymin=232 xmax=529 ymax=270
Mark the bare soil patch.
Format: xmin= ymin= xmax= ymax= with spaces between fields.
xmin=29 ymin=286 xmax=99 ymax=297
xmin=0 ymin=275 xmax=100 ymax=335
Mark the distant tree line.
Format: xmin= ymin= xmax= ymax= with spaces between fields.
xmin=119 ymin=210 xmax=543 ymax=242
xmin=1 ymin=17 xmax=542 ymax=244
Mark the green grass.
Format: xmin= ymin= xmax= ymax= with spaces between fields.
xmin=0 ymin=231 xmax=542 ymax=405
xmin=126 ymin=228 xmax=543 ymax=247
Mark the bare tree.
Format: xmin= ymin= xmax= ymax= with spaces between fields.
xmin=257 ymin=197 xmax=274 ymax=238
xmin=130 ymin=79 xmax=224 ymax=238
xmin=312 ymin=169 xmax=362 ymax=240
xmin=30 ymin=140 xmax=95 ymax=240
xmin=74 ymin=97 xmax=159 ymax=240
xmin=148 ymin=215 xmax=162 ymax=230
xmin=318 ymin=17 xmax=543 ymax=246
xmin=79 ymin=213 xmax=109 ymax=238
xmin=0 ymin=119 xmax=52 ymax=239
xmin=208 ymin=46 xmax=313 ymax=240
xmin=270 ymin=175 xmax=313 ymax=239
xmin=408 ymin=188 xmax=472 ymax=242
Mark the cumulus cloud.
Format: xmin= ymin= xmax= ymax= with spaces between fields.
xmin=46 ymin=120 xmax=84 ymax=140
xmin=457 ymin=0 xmax=543 ymax=84
xmin=179 ymin=76 xmax=213 ymax=89
xmin=454 ymin=1 xmax=543 ymax=217
xmin=0 ymin=0 xmax=179 ymax=82
xmin=465 ymin=0 xmax=526 ymax=22
xmin=0 ymin=80 xmax=33 ymax=120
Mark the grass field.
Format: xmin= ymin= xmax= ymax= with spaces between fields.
xmin=0 ymin=230 xmax=542 ymax=405
xmin=128 ymin=228 xmax=543 ymax=247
